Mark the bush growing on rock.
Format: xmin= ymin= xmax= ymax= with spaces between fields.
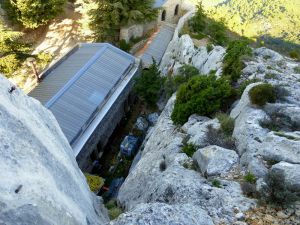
xmin=216 ymin=113 xmax=234 ymax=136
xmin=259 ymin=171 xmax=299 ymax=206
xmin=171 ymin=75 xmax=234 ymax=125
xmin=134 ymin=62 xmax=164 ymax=106
xmin=244 ymin=172 xmax=257 ymax=184
xmin=241 ymin=182 xmax=257 ymax=198
xmin=182 ymin=143 xmax=197 ymax=157
xmin=237 ymin=78 xmax=261 ymax=96
xmin=212 ymin=179 xmax=221 ymax=188
xmin=249 ymin=84 xmax=276 ymax=106
xmin=222 ymin=40 xmax=252 ymax=82
xmin=164 ymin=65 xmax=199 ymax=97
xmin=205 ymin=125 xmax=236 ymax=150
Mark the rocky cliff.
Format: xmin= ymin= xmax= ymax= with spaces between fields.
xmin=0 ymin=75 xmax=109 ymax=225
xmin=113 ymin=35 xmax=300 ymax=224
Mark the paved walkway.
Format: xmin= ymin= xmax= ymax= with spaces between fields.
xmin=140 ymin=23 xmax=175 ymax=68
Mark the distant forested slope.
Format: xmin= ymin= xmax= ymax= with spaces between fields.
xmin=190 ymin=0 xmax=300 ymax=53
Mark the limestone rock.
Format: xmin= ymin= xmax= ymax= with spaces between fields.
xmin=110 ymin=203 xmax=214 ymax=225
xmin=271 ymin=162 xmax=300 ymax=192
xmin=0 ymin=75 xmax=109 ymax=225
xmin=193 ymin=145 xmax=239 ymax=177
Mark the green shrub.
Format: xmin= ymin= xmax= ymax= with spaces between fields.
xmin=119 ymin=39 xmax=131 ymax=52
xmin=182 ymin=143 xmax=197 ymax=157
xmin=207 ymin=20 xmax=228 ymax=46
xmin=0 ymin=54 xmax=21 ymax=76
xmin=188 ymin=3 xmax=206 ymax=33
xmin=244 ymin=172 xmax=257 ymax=184
xmin=164 ymin=65 xmax=199 ymax=97
xmin=237 ymin=78 xmax=261 ymax=96
xmin=264 ymin=73 xmax=278 ymax=80
xmin=216 ymin=113 xmax=234 ymax=136
xmin=171 ymin=75 xmax=233 ymax=125
xmin=84 ymin=173 xmax=104 ymax=193
xmin=36 ymin=52 xmax=53 ymax=69
xmin=212 ymin=179 xmax=221 ymax=188
xmin=223 ymin=40 xmax=252 ymax=82
xmin=249 ymin=84 xmax=276 ymax=106
xmin=105 ymin=200 xmax=123 ymax=220
xmin=289 ymin=51 xmax=300 ymax=60
xmin=134 ymin=62 xmax=164 ymax=106
xmin=4 ymin=0 xmax=66 ymax=28
xmin=206 ymin=44 xmax=214 ymax=53
xmin=259 ymin=171 xmax=299 ymax=206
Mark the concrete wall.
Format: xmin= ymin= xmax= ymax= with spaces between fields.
xmin=76 ymin=64 xmax=141 ymax=171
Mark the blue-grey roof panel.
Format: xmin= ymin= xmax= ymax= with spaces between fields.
xmin=29 ymin=43 xmax=135 ymax=144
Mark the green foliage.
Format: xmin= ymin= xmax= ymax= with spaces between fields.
xmin=134 ymin=63 xmax=163 ymax=106
xmin=119 ymin=39 xmax=131 ymax=52
xmin=237 ymin=78 xmax=261 ymax=96
xmin=259 ymin=171 xmax=299 ymax=206
xmin=0 ymin=22 xmax=31 ymax=76
xmin=182 ymin=143 xmax=197 ymax=157
xmin=0 ymin=54 xmax=20 ymax=76
xmin=289 ymin=51 xmax=300 ymax=60
xmin=244 ymin=172 xmax=257 ymax=184
xmin=171 ymin=75 xmax=233 ymax=125
xmin=4 ymin=0 xmax=66 ymax=28
xmin=188 ymin=3 xmax=206 ymax=33
xmin=205 ymin=124 xmax=236 ymax=150
xmin=195 ymin=0 xmax=300 ymax=53
xmin=207 ymin=20 xmax=228 ymax=46
xmin=164 ymin=65 xmax=199 ymax=98
xmin=89 ymin=0 xmax=157 ymax=42
xmin=216 ymin=113 xmax=234 ymax=136
xmin=105 ymin=200 xmax=123 ymax=220
xmin=249 ymin=84 xmax=276 ymax=106
xmin=206 ymin=44 xmax=213 ymax=53
xmin=264 ymin=73 xmax=278 ymax=80
xmin=222 ymin=40 xmax=252 ymax=82
xmin=84 ymin=173 xmax=104 ymax=193
xmin=36 ymin=52 xmax=53 ymax=69
xmin=212 ymin=179 xmax=221 ymax=188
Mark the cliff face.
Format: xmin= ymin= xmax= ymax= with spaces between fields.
xmin=0 ymin=75 xmax=109 ymax=225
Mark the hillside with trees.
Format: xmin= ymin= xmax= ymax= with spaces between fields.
xmin=190 ymin=0 xmax=300 ymax=54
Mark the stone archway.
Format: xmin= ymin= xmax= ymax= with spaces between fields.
xmin=174 ymin=4 xmax=179 ymax=16
xmin=161 ymin=10 xmax=166 ymax=21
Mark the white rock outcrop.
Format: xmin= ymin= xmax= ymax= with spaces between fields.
xmin=0 ymin=75 xmax=109 ymax=225
xmin=160 ymin=35 xmax=225 ymax=76
xmin=193 ymin=145 xmax=239 ymax=177
xmin=117 ymin=96 xmax=255 ymax=224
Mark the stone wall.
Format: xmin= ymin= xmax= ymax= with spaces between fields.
xmin=0 ymin=75 xmax=109 ymax=225
xmin=158 ymin=0 xmax=182 ymax=24
xmin=76 ymin=62 xmax=141 ymax=171
xmin=120 ymin=21 xmax=157 ymax=43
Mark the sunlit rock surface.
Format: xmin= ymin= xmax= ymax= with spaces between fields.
xmin=0 ymin=75 xmax=109 ymax=225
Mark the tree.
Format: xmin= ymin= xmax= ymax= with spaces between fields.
xmin=134 ymin=62 xmax=164 ymax=106
xmin=4 ymin=0 xmax=66 ymax=28
xmin=0 ymin=21 xmax=31 ymax=76
xmin=89 ymin=0 xmax=157 ymax=42
xmin=171 ymin=75 xmax=233 ymax=125
xmin=188 ymin=2 xmax=206 ymax=33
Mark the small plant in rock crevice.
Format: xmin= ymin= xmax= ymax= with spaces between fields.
xmin=205 ymin=125 xmax=236 ymax=150
xmin=182 ymin=143 xmax=197 ymax=157
xmin=212 ymin=179 xmax=222 ymax=188
xmin=216 ymin=113 xmax=235 ymax=136
xmin=244 ymin=172 xmax=257 ymax=184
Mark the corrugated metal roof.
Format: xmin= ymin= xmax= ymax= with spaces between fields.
xmin=141 ymin=24 xmax=175 ymax=67
xmin=29 ymin=43 xmax=135 ymax=145
xmin=153 ymin=0 xmax=168 ymax=8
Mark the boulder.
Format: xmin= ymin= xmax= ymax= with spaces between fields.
xmin=271 ymin=162 xmax=300 ymax=192
xmin=254 ymin=47 xmax=284 ymax=62
xmin=193 ymin=145 xmax=239 ymax=177
xmin=147 ymin=112 xmax=159 ymax=125
xmin=135 ymin=116 xmax=149 ymax=131
xmin=110 ymin=203 xmax=214 ymax=225
xmin=200 ymin=46 xmax=226 ymax=75
xmin=0 ymin=75 xmax=108 ymax=225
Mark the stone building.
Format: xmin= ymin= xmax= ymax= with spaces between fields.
xmin=29 ymin=43 xmax=141 ymax=171
xmin=120 ymin=0 xmax=183 ymax=42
